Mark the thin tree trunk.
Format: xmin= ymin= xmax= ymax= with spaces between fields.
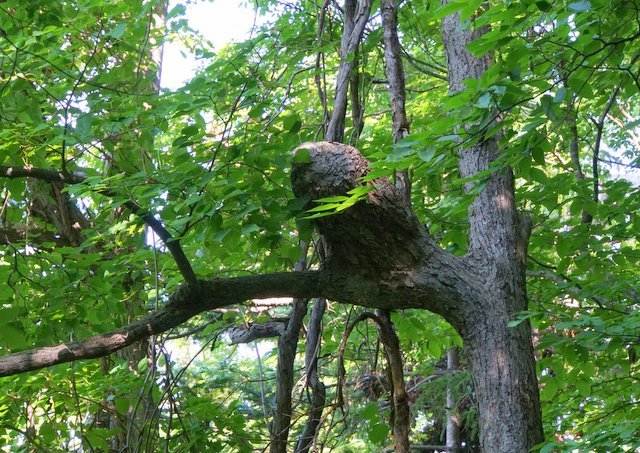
xmin=270 ymin=249 xmax=309 ymax=453
xmin=295 ymin=298 xmax=327 ymax=453
xmin=445 ymin=348 xmax=460 ymax=453
xmin=325 ymin=0 xmax=372 ymax=143
xmin=564 ymin=77 xmax=593 ymax=224
xmin=381 ymin=0 xmax=411 ymax=200
xmin=272 ymin=3 xmax=373 ymax=446
xmin=375 ymin=309 xmax=411 ymax=453
xmin=337 ymin=310 xmax=410 ymax=453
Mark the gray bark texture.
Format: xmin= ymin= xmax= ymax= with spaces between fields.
xmin=325 ymin=0 xmax=371 ymax=143
xmin=446 ymin=348 xmax=460 ymax=452
xmin=270 ymin=254 xmax=309 ymax=453
xmin=374 ymin=309 xmax=411 ymax=453
xmin=294 ymin=298 xmax=327 ymax=453
xmin=441 ymin=9 xmax=544 ymax=451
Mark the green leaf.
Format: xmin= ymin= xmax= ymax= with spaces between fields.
xmin=361 ymin=402 xmax=378 ymax=421
xmin=532 ymin=145 xmax=545 ymax=166
xmin=556 ymin=236 xmax=575 ymax=258
xmin=292 ymin=147 xmax=312 ymax=163
xmin=0 ymin=325 xmax=28 ymax=349
xmin=428 ymin=340 xmax=442 ymax=358
xmin=39 ymin=423 xmax=56 ymax=443
xmin=575 ymin=379 xmax=591 ymax=396
xmin=315 ymin=195 xmax=348 ymax=203
xmin=115 ymin=398 xmax=130 ymax=414
xmin=367 ymin=423 xmax=390 ymax=444
xmin=476 ymin=92 xmax=491 ymax=109
xmin=110 ymin=23 xmax=128 ymax=38
xmin=553 ymin=87 xmax=567 ymax=104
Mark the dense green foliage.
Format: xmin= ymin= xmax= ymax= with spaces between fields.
xmin=0 ymin=0 xmax=639 ymax=450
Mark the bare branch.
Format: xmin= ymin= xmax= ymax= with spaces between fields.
xmin=590 ymin=87 xmax=620 ymax=205
xmin=228 ymin=320 xmax=288 ymax=344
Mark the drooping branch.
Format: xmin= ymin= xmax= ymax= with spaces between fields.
xmin=0 ymin=165 xmax=198 ymax=287
xmin=337 ymin=311 xmax=378 ymax=409
xmin=336 ymin=308 xmax=409 ymax=447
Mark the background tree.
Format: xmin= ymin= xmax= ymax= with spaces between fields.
xmin=1 ymin=0 xmax=639 ymax=452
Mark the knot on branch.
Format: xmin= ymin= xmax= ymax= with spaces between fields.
xmin=291 ymin=142 xmax=425 ymax=275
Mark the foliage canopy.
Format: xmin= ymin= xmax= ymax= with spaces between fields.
xmin=0 ymin=0 xmax=639 ymax=451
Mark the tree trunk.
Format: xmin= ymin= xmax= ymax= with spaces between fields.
xmin=325 ymin=0 xmax=371 ymax=143
xmin=441 ymin=8 xmax=544 ymax=451
xmin=295 ymin=298 xmax=327 ymax=453
xmin=445 ymin=348 xmax=460 ymax=452
xmin=375 ymin=309 xmax=411 ymax=453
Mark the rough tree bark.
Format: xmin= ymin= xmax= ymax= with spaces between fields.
xmin=441 ymin=9 xmax=544 ymax=451
xmin=270 ymin=252 xmax=309 ymax=453
xmin=294 ymin=297 xmax=327 ymax=453
xmin=1 ymin=131 xmax=544 ymax=450
xmin=446 ymin=348 xmax=461 ymax=452
xmin=374 ymin=309 xmax=411 ymax=453
xmin=381 ymin=0 xmax=411 ymax=200
xmin=325 ymin=0 xmax=371 ymax=143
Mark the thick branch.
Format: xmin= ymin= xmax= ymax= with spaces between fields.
xmin=2 ymin=142 xmax=478 ymax=377
xmin=291 ymin=142 xmax=473 ymax=328
xmin=0 ymin=271 xmax=328 ymax=377
xmin=0 ymin=165 xmax=197 ymax=287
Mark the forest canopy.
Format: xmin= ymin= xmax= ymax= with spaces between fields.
xmin=0 ymin=0 xmax=639 ymax=451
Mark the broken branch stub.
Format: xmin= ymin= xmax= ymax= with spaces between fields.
xmin=291 ymin=142 xmax=425 ymax=275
